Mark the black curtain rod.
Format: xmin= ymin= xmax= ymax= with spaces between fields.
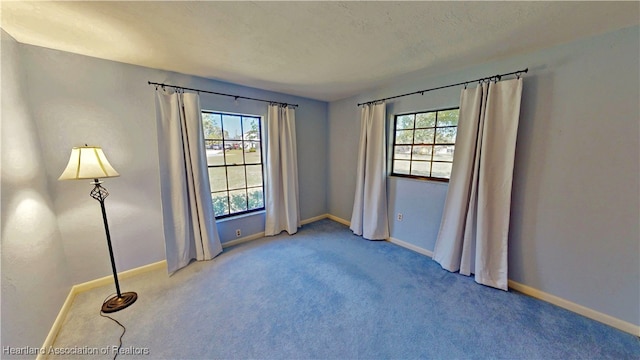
xmin=148 ymin=81 xmax=299 ymax=108
xmin=357 ymin=68 xmax=528 ymax=107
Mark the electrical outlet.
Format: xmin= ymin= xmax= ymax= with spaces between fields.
xmin=235 ymin=229 xmax=241 ymax=237
xmin=397 ymin=213 xmax=403 ymax=221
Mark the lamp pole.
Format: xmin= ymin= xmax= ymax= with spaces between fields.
xmin=90 ymin=179 xmax=137 ymax=313
xmin=92 ymin=179 xmax=122 ymax=297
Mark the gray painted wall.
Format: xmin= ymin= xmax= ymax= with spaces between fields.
xmin=1 ymin=30 xmax=72 ymax=351
xmin=328 ymin=26 xmax=639 ymax=326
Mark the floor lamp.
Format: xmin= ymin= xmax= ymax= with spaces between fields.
xmin=59 ymin=145 xmax=137 ymax=313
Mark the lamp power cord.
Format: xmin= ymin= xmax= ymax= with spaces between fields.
xmin=100 ymin=294 xmax=127 ymax=360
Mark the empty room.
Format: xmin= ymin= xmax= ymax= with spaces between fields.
xmin=1 ymin=1 xmax=639 ymax=359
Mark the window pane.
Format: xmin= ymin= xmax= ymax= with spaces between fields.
xmin=222 ymin=115 xmax=242 ymax=140
xmin=435 ymin=127 xmax=457 ymax=144
xmin=242 ymin=117 xmax=260 ymax=141
xmin=433 ymin=145 xmax=454 ymax=162
xmin=203 ymin=113 xmax=223 ymax=139
xmin=247 ymin=187 xmax=264 ymax=210
xmin=396 ymin=115 xmax=414 ymax=130
xmin=414 ymin=129 xmax=435 ymax=144
xmin=412 ymin=145 xmax=432 ymax=161
xmin=394 ymin=145 xmax=412 ymax=160
xmin=416 ymin=112 xmax=436 ymax=128
xmin=229 ymin=189 xmax=248 ymax=213
xmin=391 ymin=108 xmax=457 ymax=182
xmin=393 ymin=160 xmax=411 ymax=175
xmin=224 ymin=142 xmax=244 ymax=165
xmin=208 ymin=167 xmax=227 ymax=192
xmin=245 ymin=141 xmax=261 ymax=164
xmin=226 ymin=166 xmax=246 ymax=190
xmin=395 ymin=130 xmax=414 ymax=145
xmin=432 ymin=162 xmax=453 ymax=179
xmin=437 ymin=110 xmax=459 ymax=126
xmin=411 ymin=161 xmax=431 ymax=177
xmin=203 ymin=111 xmax=264 ymax=218
xmin=212 ymin=192 xmax=229 ymax=217
xmin=246 ymin=165 xmax=263 ymax=187
xmin=207 ymin=146 xmax=225 ymax=166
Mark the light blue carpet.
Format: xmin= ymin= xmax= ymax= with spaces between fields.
xmin=50 ymin=219 xmax=639 ymax=359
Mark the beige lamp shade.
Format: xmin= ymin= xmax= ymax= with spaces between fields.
xmin=58 ymin=146 xmax=120 ymax=180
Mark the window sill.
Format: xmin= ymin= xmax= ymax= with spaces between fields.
xmin=388 ymin=174 xmax=450 ymax=184
xmin=215 ymin=210 xmax=265 ymax=223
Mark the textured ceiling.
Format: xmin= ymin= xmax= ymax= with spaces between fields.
xmin=2 ymin=1 xmax=638 ymax=101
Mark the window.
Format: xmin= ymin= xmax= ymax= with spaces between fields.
xmin=202 ymin=111 xmax=264 ymax=218
xmin=391 ymin=108 xmax=459 ymax=181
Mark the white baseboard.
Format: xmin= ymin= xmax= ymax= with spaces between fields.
xmin=388 ymin=237 xmax=434 ymax=258
xmin=508 ymin=280 xmax=639 ymax=337
xmin=301 ymin=213 xmax=330 ymax=225
xmin=327 ymin=214 xmax=350 ymax=226
xmin=37 ymin=288 xmax=77 ymax=360
xmin=221 ymin=214 xmax=332 ymax=248
xmin=222 ymin=231 xmax=266 ymax=248
xmin=73 ymin=260 xmax=167 ymax=293
xmin=37 ymin=260 xmax=167 ymax=360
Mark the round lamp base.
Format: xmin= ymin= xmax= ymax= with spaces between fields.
xmin=101 ymin=292 xmax=138 ymax=313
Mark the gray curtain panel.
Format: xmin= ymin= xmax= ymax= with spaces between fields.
xmin=265 ymin=104 xmax=300 ymax=236
xmin=433 ymin=78 xmax=523 ymax=290
xmin=155 ymin=90 xmax=222 ymax=273
xmin=350 ymin=102 xmax=390 ymax=240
